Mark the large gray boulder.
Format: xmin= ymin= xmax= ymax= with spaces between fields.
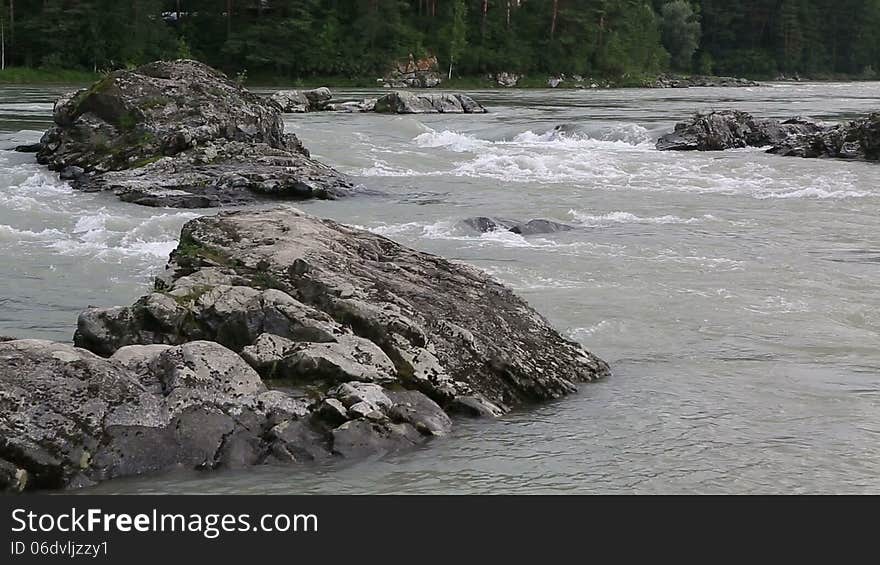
xmin=4 ymin=208 xmax=609 ymax=491
xmin=373 ymin=91 xmax=487 ymax=114
xmin=0 ymin=339 xmax=284 ymax=491
xmin=0 ymin=337 xmax=453 ymax=491
xmin=25 ymin=60 xmax=353 ymax=207
xmin=75 ymin=207 xmax=608 ymax=414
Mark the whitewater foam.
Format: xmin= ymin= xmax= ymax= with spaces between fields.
xmin=568 ymin=210 xmax=713 ymax=226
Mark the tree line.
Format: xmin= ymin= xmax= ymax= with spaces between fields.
xmin=1 ymin=1 xmax=879 ymax=80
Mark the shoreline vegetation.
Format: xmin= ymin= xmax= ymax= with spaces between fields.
xmin=2 ymin=2 xmax=880 ymax=92
xmin=3 ymin=67 xmax=879 ymax=89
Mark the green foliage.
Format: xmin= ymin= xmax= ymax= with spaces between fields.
xmin=442 ymin=0 xmax=468 ymax=77
xmin=661 ymin=0 xmax=700 ymax=70
xmin=2 ymin=1 xmax=880 ymax=81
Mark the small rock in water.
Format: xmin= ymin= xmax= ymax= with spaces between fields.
xmin=458 ymin=216 xmax=575 ymax=235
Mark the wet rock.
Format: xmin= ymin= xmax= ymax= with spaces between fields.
xmin=265 ymin=419 xmax=332 ymax=463
xmin=373 ymin=91 xmax=487 ymax=114
xmin=386 ymin=390 xmax=452 ymax=436
xmin=330 ymin=419 xmax=421 ymax=459
xmin=448 ymin=394 xmax=505 ymax=418
xmin=27 ymin=59 xmax=353 ymax=207
xmin=77 ymin=208 xmax=608 ymax=413
xmin=656 ymin=110 xmax=824 ymax=152
xmin=768 ymin=113 xmax=880 ymax=161
xmin=268 ymin=87 xmax=332 ymax=113
xmin=459 ymin=216 xmax=575 ymax=236
xmin=30 ymin=208 xmax=610 ymax=490
xmin=0 ymin=338 xmax=335 ymax=491
xmin=658 ymin=109 xmax=880 ymax=161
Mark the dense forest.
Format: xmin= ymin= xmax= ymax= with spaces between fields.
xmin=1 ymin=1 xmax=880 ymax=81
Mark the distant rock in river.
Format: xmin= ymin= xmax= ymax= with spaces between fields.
xmin=373 ymin=91 xmax=487 ymax=114
xmin=22 ymin=59 xmax=353 ymax=207
xmin=657 ymin=109 xmax=880 ymax=161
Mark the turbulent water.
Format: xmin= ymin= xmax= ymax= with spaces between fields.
xmin=2 ymin=83 xmax=879 ymax=494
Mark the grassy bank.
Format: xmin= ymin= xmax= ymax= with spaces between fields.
xmin=0 ymin=67 xmax=99 ymax=84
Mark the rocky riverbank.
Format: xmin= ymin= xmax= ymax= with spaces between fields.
xmin=657 ymin=110 xmax=880 ymax=160
xmin=0 ymin=60 xmax=608 ymax=491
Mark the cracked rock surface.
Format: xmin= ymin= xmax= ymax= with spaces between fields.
xmin=0 ymin=207 xmax=608 ymax=491
xmin=22 ymin=59 xmax=354 ymax=207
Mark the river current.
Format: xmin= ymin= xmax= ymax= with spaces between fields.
xmin=1 ymin=83 xmax=879 ymax=494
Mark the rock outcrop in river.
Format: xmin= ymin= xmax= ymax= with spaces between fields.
xmin=648 ymin=74 xmax=760 ymax=88
xmin=0 ymin=208 xmax=609 ymax=491
xmin=268 ymin=87 xmax=333 ymax=113
xmin=373 ymin=91 xmax=487 ymax=114
xmin=657 ymin=110 xmax=880 ymax=161
xmin=21 ymin=59 xmax=353 ymax=207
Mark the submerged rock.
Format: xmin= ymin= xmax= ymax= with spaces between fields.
xmin=657 ymin=109 xmax=880 ymax=161
xmin=459 ymin=216 xmax=575 ymax=236
xmin=24 ymin=59 xmax=353 ymax=207
xmin=373 ymin=91 xmax=487 ymax=114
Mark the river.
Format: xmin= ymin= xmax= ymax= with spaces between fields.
xmin=1 ymin=83 xmax=879 ymax=494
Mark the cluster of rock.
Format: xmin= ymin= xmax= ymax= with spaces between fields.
xmin=268 ymin=87 xmax=333 ymax=113
xmin=657 ymin=109 xmax=880 ymax=161
xmin=17 ymin=59 xmax=354 ymax=208
xmin=492 ymin=72 xmax=521 ymax=88
xmin=373 ymin=91 xmax=486 ymax=114
xmin=379 ymin=55 xmax=443 ymax=88
xmin=547 ymin=74 xmax=610 ymax=89
xmin=268 ymin=88 xmax=486 ymax=115
xmin=0 ymin=59 xmax=604 ymax=491
xmin=269 ymin=88 xmax=378 ymax=114
xmin=648 ymin=74 xmax=760 ymax=88
xmin=0 ymin=208 xmax=608 ymax=491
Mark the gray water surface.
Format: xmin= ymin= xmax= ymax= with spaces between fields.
xmin=2 ymin=83 xmax=879 ymax=494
